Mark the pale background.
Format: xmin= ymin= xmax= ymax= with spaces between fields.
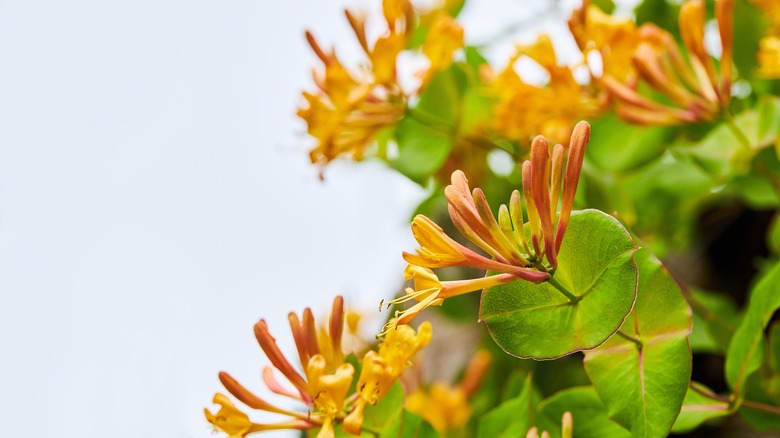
xmin=0 ymin=0 xmax=635 ymax=437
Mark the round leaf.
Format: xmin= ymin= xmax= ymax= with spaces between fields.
xmin=583 ymin=249 xmax=693 ymax=438
xmin=479 ymin=209 xmax=639 ymax=359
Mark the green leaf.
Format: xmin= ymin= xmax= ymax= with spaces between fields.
xmin=363 ymin=382 xmax=406 ymax=435
xmin=583 ymin=248 xmax=692 ymax=438
xmin=477 ymin=374 xmax=537 ymax=437
xmin=590 ymin=0 xmax=616 ymax=14
xmin=725 ymin=260 xmax=780 ymax=399
xmin=586 ymin=114 xmax=673 ymax=172
xmin=688 ymin=289 xmax=741 ymax=354
xmin=392 ymin=117 xmax=452 ymax=183
xmin=738 ymin=373 xmax=780 ymax=431
xmin=536 ymin=386 xmax=630 ymax=438
xmin=670 ymin=383 xmax=730 ymax=434
xmin=480 ymin=209 xmax=639 ymax=359
xmin=758 ymin=96 xmax=780 ymax=145
xmin=732 ymin=0 xmax=767 ymax=82
xmin=391 ymin=64 xmax=471 ymax=183
xmin=681 ymin=111 xmax=760 ymax=179
xmin=770 ymin=323 xmax=780 ymax=373
xmin=380 ymin=410 xmax=440 ymax=438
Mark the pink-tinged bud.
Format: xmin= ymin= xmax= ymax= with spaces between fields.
xmin=219 ymin=371 xmax=304 ymax=417
xmin=550 ymin=144 xmax=565 ymax=221
xmin=522 ymin=161 xmax=542 ymax=257
xmin=344 ymin=10 xmax=369 ymax=53
xmin=302 ymin=308 xmax=320 ymax=358
xmin=262 ymin=366 xmax=302 ymax=400
xmin=531 ymin=136 xmax=556 ymax=267
xmin=329 ymin=296 xmax=345 ymax=364
xmin=556 ymin=122 xmax=590 ymax=253
xmin=716 ymin=0 xmax=734 ymax=105
xmin=305 ymin=31 xmax=330 ymax=65
xmin=254 ymin=320 xmax=310 ymax=396
xmin=562 ymin=412 xmax=573 ymax=438
xmin=459 ymin=349 xmax=492 ymax=397
xmin=526 ymin=427 xmax=540 ymax=438
xmin=288 ymin=312 xmax=309 ymax=367
xmin=679 ymin=0 xmax=717 ymax=86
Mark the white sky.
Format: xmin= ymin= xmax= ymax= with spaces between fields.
xmin=0 ymin=0 xmax=605 ymax=437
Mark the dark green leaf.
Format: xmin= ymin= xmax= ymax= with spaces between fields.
xmin=587 ymin=114 xmax=673 ymax=172
xmin=725 ymin=261 xmax=780 ymax=399
xmin=480 ymin=209 xmax=638 ymax=359
xmin=477 ymin=374 xmax=536 ymax=437
xmin=536 ymin=386 xmax=630 ymax=438
xmin=670 ymin=383 xmax=730 ymax=434
xmin=583 ymin=249 xmax=692 ymax=438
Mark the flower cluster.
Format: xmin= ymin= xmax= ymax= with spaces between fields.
xmin=574 ymin=0 xmax=734 ymax=125
xmin=384 ymin=121 xmax=590 ymax=327
xmin=204 ymin=296 xmax=432 ymax=438
xmin=298 ymin=0 xmax=464 ymax=169
xmin=486 ymin=35 xmax=601 ymax=145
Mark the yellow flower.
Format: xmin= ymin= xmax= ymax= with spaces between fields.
xmin=300 ymin=0 xmax=412 ymax=169
xmin=421 ymin=14 xmax=464 ymax=86
xmin=597 ymin=0 xmax=734 ymax=125
xmin=568 ymin=2 xmax=646 ymax=84
xmin=750 ymin=0 xmax=780 ymax=78
xmin=385 ymin=122 xmax=591 ymax=326
xmin=204 ymin=394 xmax=311 ymax=438
xmin=405 ymin=350 xmax=491 ymax=433
xmin=206 ymin=297 xmax=432 ymax=438
xmin=343 ymin=322 xmax=433 ymax=435
xmin=488 ymin=35 xmax=599 ymax=144
xmin=758 ymin=36 xmax=780 ymax=78
xmin=407 ymin=384 xmax=471 ymax=432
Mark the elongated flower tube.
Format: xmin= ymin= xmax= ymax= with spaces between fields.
xmin=386 ymin=122 xmax=591 ymax=327
xmin=596 ymin=0 xmax=734 ymax=125
xmin=206 ymin=296 xmax=428 ymax=438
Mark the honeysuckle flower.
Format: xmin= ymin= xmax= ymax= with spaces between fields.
xmin=750 ymin=0 xmax=780 ymax=78
xmin=204 ymin=393 xmax=313 ymax=438
xmin=206 ymin=296 xmax=432 ymax=438
xmin=343 ymin=322 xmax=433 ymax=435
xmin=568 ymin=1 xmax=649 ymax=85
xmin=299 ymin=0 xmax=410 ymax=168
xmin=420 ymin=13 xmax=464 ymax=86
xmin=386 ymin=122 xmax=590 ymax=326
xmin=487 ymin=35 xmax=600 ymax=144
xmin=405 ymin=349 xmax=491 ymax=433
xmin=598 ymin=0 xmax=734 ymax=125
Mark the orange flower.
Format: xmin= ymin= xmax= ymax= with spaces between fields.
xmin=385 ymin=122 xmax=591 ymax=327
xmin=206 ymin=297 xmax=429 ymax=438
xmin=488 ymin=35 xmax=600 ymax=144
xmin=596 ymin=0 xmax=734 ymax=125
xmin=343 ymin=322 xmax=433 ymax=435
xmin=405 ymin=350 xmax=491 ymax=433
xmin=299 ymin=0 xmax=412 ymax=168
xmin=750 ymin=0 xmax=780 ymax=78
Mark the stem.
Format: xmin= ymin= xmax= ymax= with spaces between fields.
xmin=724 ymin=115 xmax=752 ymax=151
xmin=689 ymin=383 xmax=780 ymax=416
xmin=547 ymin=276 xmax=578 ymax=302
xmin=742 ymin=399 xmax=780 ymax=416
xmin=616 ymin=330 xmax=643 ymax=348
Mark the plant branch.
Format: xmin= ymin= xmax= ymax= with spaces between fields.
xmin=616 ymin=330 xmax=643 ymax=348
xmin=547 ymin=275 xmax=578 ymax=302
